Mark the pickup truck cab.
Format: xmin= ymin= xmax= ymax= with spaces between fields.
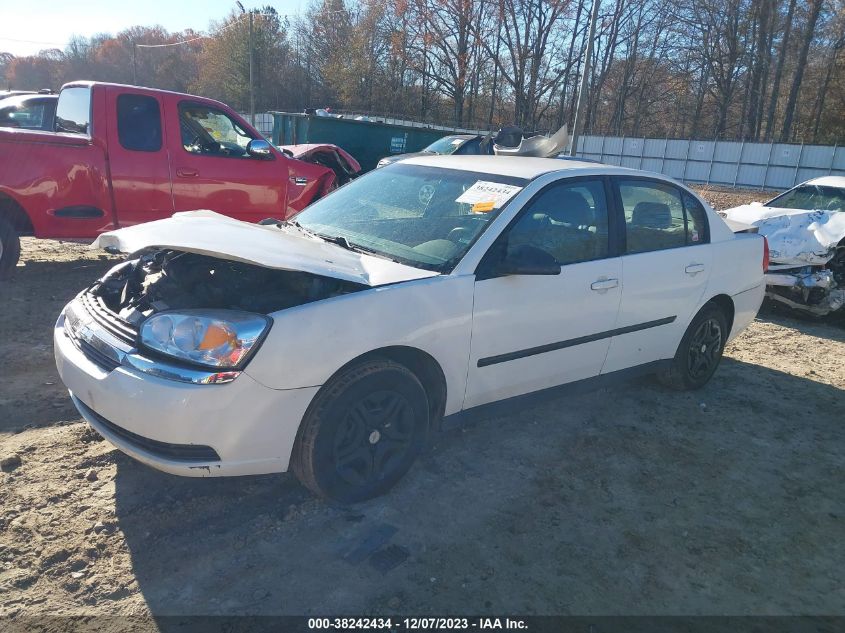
xmin=55 ymin=157 xmax=767 ymax=502
xmin=0 ymin=81 xmax=360 ymax=277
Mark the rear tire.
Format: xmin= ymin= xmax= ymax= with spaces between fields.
xmin=0 ymin=216 xmax=21 ymax=280
xmin=658 ymin=303 xmax=728 ymax=391
xmin=291 ymin=359 xmax=430 ymax=503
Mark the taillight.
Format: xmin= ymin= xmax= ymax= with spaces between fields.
xmin=762 ymin=236 xmax=770 ymax=272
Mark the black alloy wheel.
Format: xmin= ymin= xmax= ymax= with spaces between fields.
xmin=658 ymin=303 xmax=729 ymax=391
xmin=292 ymin=359 xmax=430 ymax=502
xmin=687 ymin=317 xmax=723 ymax=381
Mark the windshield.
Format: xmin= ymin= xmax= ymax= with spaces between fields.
xmin=423 ymin=136 xmax=470 ymax=155
xmin=767 ymin=184 xmax=845 ymax=212
xmin=293 ymin=163 xmax=528 ymax=272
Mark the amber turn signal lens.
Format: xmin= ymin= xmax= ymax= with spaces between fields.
xmin=199 ymin=323 xmax=236 ymax=350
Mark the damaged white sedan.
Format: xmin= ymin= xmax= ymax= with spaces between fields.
xmin=722 ymin=176 xmax=845 ymax=316
xmin=55 ymin=156 xmax=767 ymax=501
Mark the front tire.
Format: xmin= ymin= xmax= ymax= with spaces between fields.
xmin=0 ymin=216 xmax=21 ymax=280
xmin=658 ymin=303 xmax=728 ymax=391
xmin=291 ymin=359 xmax=430 ymax=503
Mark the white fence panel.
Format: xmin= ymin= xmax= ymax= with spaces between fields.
xmin=576 ymin=134 xmax=842 ymax=190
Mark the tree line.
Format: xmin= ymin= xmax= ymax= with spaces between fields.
xmin=2 ymin=0 xmax=843 ymax=144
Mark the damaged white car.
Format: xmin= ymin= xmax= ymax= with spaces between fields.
xmin=722 ymin=176 xmax=845 ymax=316
xmin=55 ymin=157 xmax=766 ymax=502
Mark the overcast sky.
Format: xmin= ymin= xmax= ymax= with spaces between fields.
xmin=0 ymin=0 xmax=304 ymax=56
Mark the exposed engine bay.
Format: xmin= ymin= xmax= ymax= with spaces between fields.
xmin=93 ymin=249 xmax=367 ymax=326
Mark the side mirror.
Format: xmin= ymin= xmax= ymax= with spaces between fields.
xmin=247 ymin=139 xmax=273 ymax=159
xmin=497 ymin=244 xmax=560 ymax=276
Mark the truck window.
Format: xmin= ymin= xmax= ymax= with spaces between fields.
xmin=117 ymin=94 xmax=162 ymax=152
xmin=178 ymin=103 xmax=255 ymax=158
xmin=55 ymin=86 xmax=91 ymax=135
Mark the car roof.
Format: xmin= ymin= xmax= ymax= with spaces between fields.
xmin=805 ymin=176 xmax=845 ymax=189
xmin=401 ymin=154 xmax=618 ymax=179
xmin=0 ymin=94 xmax=57 ymax=107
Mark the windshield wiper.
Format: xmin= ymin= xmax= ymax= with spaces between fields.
xmin=288 ymin=221 xmax=399 ymax=262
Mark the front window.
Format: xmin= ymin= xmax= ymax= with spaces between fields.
xmin=179 ymin=103 xmax=256 ymax=158
xmin=505 ymin=179 xmax=610 ymax=265
xmin=293 ymin=163 xmax=528 ymax=272
xmin=424 ymin=136 xmax=470 ymax=155
xmin=766 ymin=184 xmax=845 ymax=212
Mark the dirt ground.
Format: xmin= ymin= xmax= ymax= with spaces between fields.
xmin=1 ymin=188 xmax=843 ymax=622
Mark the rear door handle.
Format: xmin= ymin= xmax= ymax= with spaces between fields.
xmin=176 ymin=168 xmax=198 ymax=178
xmin=685 ymin=263 xmax=706 ymax=275
xmin=590 ymin=278 xmax=619 ymax=291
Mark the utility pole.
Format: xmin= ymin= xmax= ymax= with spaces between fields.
xmin=249 ymin=11 xmax=255 ymax=126
xmin=237 ymin=1 xmax=255 ymax=126
xmin=132 ymin=41 xmax=137 ymax=85
xmin=569 ymin=0 xmax=600 ymax=157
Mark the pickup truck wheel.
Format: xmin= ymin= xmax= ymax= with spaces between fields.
xmin=658 ymin=304 xmax=728 ymax=391
xmin=291 ymin=359 xmax=430 ymax=503
xmin=0 ymin=217 xmax=21 ymax=280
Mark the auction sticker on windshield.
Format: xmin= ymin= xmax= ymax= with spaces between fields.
xmin=456 ymin=181 xmax=523 ymax=210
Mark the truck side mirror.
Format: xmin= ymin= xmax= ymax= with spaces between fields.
xmin=247 ymin=139 xmax=273 ymax=159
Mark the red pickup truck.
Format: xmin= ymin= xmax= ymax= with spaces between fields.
xmin=0 ymin=81 xmax=361 ymax=277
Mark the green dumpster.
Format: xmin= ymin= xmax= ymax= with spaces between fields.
xmin=271 ymin=112 xmax=475 ymax=172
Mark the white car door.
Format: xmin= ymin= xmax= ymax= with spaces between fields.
xmin=602 ymin=178 xmax=713 ymax=374
xmin=464 ymin=177 xmax=623 ymax=409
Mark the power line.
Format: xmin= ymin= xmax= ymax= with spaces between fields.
xmin=136 ymin=12 xmax=256 ymax=48
xmin=0 ymin=36 xmax=66 ymax=47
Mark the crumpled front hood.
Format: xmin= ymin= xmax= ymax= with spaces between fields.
xmin=91 ymin=210 xmax=438 ymax=287
xmin=723 ymin=204 xmax=845 ymax=266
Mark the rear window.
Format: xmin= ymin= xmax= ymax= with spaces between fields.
xmin=117 ymin=94 xmax=162 ymax=152
xmin=55 ymin=86 xmax=91 ymax=135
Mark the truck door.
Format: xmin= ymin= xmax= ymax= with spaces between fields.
xmin=106 ymin=88 xmax=174 ymax=226
xmin=167 ymin=100 xmax=288 ymax=222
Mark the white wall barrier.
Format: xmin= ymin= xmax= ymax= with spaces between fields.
xmin=576 ymin=135 xmax=844 ymax=190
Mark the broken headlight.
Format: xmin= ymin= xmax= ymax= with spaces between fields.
xmin=140 ymin=310 xmax=272 ymax=370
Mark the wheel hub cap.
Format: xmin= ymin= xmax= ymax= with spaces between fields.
xmin=687 ymin=318 xmax=723 ymax=380
xmin=332 ymin=390 xmax=416 ymax=487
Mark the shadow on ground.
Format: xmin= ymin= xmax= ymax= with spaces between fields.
xmin=109 ymin=358 xmax=844 ymax=618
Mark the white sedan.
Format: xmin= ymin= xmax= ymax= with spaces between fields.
xmin=55 ymin=156 xmax=767 ymax=502
xmin=722 ymin=176 xmax=845 ymax=316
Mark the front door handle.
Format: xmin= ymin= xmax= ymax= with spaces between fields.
xmin=685 ymin=263 xmax=706 ymax=275
xmin=590 ymin=278 xmax=619 ymax=291
xmin=176 ymin=168 xmax=198 ymax=178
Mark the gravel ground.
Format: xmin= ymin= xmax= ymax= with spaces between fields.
xmin=1 ymin=188 xmax=843 ymax=621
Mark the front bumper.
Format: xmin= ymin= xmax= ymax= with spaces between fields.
xmin=55 ymin=308 xmax=319 ymax=477
xmin=764 ymin=267 xmax=845 ymax=315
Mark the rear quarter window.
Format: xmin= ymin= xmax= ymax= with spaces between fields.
xmin=117 ymin=94 xmax=162 ymax=152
